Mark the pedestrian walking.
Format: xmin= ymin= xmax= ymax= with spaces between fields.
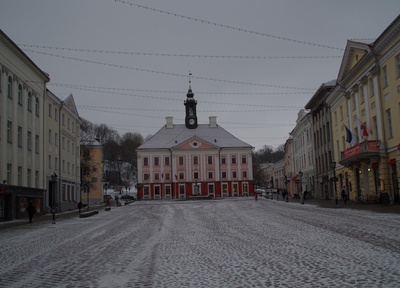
xmin=26 ymin=201 xmax=35 ymax=223
xmin=78 ymin=201 xmax=83 ymax=213
xmin=341 ymin=186 xmax=347 ymax=204
xmin=254 ymin=192 xmax=258 ymax=201
xmin=303 ymin=190 xmax=308 ymax=201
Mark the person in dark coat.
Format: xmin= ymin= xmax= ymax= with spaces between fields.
xmin=26 ymin=202 xmax=35 ymax=223
xmin=78 ymin=201 xmax=83 ymax=213
xmin=341 ymin=186 xmax=347 ymax=204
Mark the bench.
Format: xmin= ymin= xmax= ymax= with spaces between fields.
xmin=79 ymin=210 xmax=99 ymax=218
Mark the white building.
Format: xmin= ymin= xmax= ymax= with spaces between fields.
xmin=0 ymin=30 xmax=81 ymax=220
xmin=136 ymin=83 xmax=254 ymax=200
xmin=289 ymin=109 xmax=314 ymax=197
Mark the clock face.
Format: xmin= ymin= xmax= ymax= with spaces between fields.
xmin=189 ymin=118 xmax=195 ymax=125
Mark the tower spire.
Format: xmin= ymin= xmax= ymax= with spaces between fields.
xmin=187 ymin=72 xmax=194 ymax=98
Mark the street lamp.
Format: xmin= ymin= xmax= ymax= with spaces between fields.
xmin=330 ymin=159 xmax=338 ymax=208
xmin=86 ymin=180 xmax=91 ymax=211
xmin=298 ymin=171 xmax=304 ymax=204
xmin=51 ymin=172 xmax=57 ymax=224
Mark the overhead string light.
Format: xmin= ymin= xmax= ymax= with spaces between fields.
xmin=24 ymin=48 xmax=315 ymax=90
xmin=113 ymin=0 xmax=343 ymax=51
xmin=49 ymin=82 xmax=310 ymax=96
xmin=18 ymin=44 xmax=341 ymax=60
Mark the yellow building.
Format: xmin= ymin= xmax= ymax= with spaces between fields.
xmin=81 ymin=140 xmax=104 ymax=206
xmin=327 ymin=16 xmax=400 ymax=203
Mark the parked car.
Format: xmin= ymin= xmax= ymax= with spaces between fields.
xmin=120 ymin=195 xmax=135 ymax=201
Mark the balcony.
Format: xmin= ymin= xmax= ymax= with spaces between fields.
xmin=339 ymin=140 xmax=380 ymax=166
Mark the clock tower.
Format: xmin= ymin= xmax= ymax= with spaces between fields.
xmin=184 ymin=75 xmax=198 ymax=129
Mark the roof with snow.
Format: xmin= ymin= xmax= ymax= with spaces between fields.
xmin=137 ymin=122 xmax=253 ymax=150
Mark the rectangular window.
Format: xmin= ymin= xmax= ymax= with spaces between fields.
xmin=154 ymin=157 xmax=159 ymax=166
xmin=179 ymin=173 xmax=184 ymax=180
xmin=231 ymin=155 xmax=236 ymax=164
xmin=155 ymin=173 xmax=159 ymax=180
xmin=7 ymin=76 xmax=12 ymax=99
xmin=179 ymin=156 xmax=184 ymax=165
xmin=221 ymin=156 xmax=226 ymax=164
xmin=63 ymin=160 xmax=65 ymax=172
xmin=18 ymin=85 xmax=22 ymax=105
xmin=35 ymin=171 xmax=39 ymax=188
xmin=18 ymin=126 xmax=22 ymax=147
xmin=27 ymin=131 xmax=32 ymax=150
xmin=7 ymin=121 xmax=12 ymax=143
xmin=49 ymin=129 xmax=52 ymax=144
xmin=386 ymin=109 xmax=393 ymax=138
xmin=18 ymin=166 xmax=22 ymax=186
xmin=382 ymin=66 xmax=388 ymax=87
xmin=55 ymin=108 xmax=58 ymax=121
xmin=164 ymin=156 xmax=170 ymax=166
xmin=27 ymin=169 xmax=31 ymax=187
xmin=208 ymin=156 xmax=212 ymax=165
xmin=49 ymin=155 xmax=52 ymax=169
xmin=241 ymin=155 xmax=247 ymax=164
xmin=194 ymin=172 xmax=199 ymax=179
xmin=208 ymin=172 xmax=213 ymax=179
xmin=396 ymin=54 xmax=400 ymax=78
xmin=144 ymin=173 xmax=149 ymax=180
xmin=72 ymin=142 xmax=75 ymax=154
xmin=49 ymin=104 xmax=52 ymax=117
xmin=242 ymin=171 xmax=247 ymax=178
xmin=165 ymin=173 xmax=170 ymax=180
xmin=35 ymin=135 xmax=39 ymax=154
xmin=193 ymin=156 xmax=198 ymax=165
xmin=55 ymin=157 xmax=58 ymax=170
xmin=143 ymin=157 xmax=149 ymax=166
xmin=232 ymin=171 xmax=237 ymax=178
xmin=35 ymin=98 xmax=39 ymax=116
xmin=55 ymin=133 xmax=58 ymax=146
xmin=7 ymin=163 xmax=12 ymax=184
xmin=222 ymin=171 xmax=227 ymax=179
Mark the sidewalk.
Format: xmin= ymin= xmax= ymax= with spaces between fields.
xmin=270 ymin=195 xmax=400 ymax=214
xmin=0 ymin=204 xmax=107 ymax=230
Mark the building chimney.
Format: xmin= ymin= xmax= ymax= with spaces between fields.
xmin=209 ymin=116 xmax=217 ymax=128
xmin=166 ymin=117 xmax=173 ymax=129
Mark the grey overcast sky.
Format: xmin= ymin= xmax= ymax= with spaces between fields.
xmin=1 ymin=1 xmax=399 ymax=150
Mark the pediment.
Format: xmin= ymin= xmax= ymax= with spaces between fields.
xmin=172 ymin=136 xmax=219 ymax=150
xmin=337 ymin=40 xmax=370 ymax=82
xmin=63 ymin=94 xmax=79 ymax=117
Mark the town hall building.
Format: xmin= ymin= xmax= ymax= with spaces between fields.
xmin=136 ymin=82 xmax=254 ymax=200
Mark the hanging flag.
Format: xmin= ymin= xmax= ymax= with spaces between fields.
xmin=344 ymin=125 xmax=352 ymax=143
xmin=356 ymin=116 xmax=369 ymax=137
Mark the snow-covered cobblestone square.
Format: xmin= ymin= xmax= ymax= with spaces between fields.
xmin=1 ymin=198 xmax=400 ymax=288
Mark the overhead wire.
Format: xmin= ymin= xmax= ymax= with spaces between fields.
xmin=113 ymin=0 xmax=343 ymax=51
xmin=18 ymin=44 xmax=342 ymax=60
xmin=24 ymin=48 xmax=315 ymax=90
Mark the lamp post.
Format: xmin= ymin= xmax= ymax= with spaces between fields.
xmin=298 ymin=171 xmax=304 ymax=204
xmin=86 ymin=180 xmax=90 ymax=211
xmin=51 ymin=172 xmax=57 ymax=224
xmin=330 ymin=159 xmax=338 ymax=208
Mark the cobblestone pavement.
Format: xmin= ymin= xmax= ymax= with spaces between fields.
xmin=1 ymin=198 xmax=400 ymax=287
